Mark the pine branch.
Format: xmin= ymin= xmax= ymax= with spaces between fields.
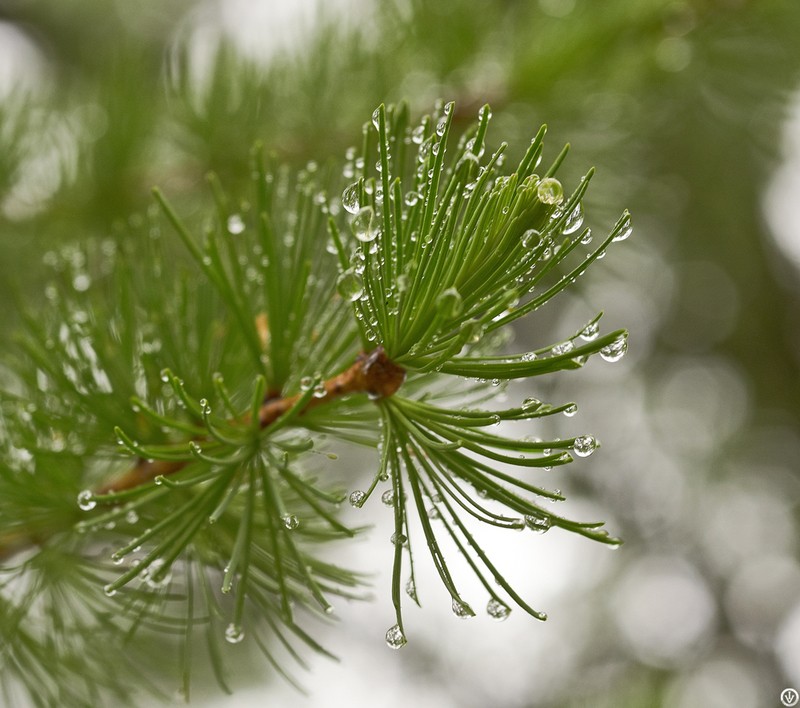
xmin=95 ymin=346 xmax=405 ymax=495
xmin=0 ymin=98 xmax=630 ymax=704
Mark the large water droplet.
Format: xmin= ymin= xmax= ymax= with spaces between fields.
xmin=600 ymin=334 xmax=628 ymax=362
xmin=563 ymin=403 xmax=578 ymax=417
xmin=282 ymin=514 xmax=300 ymax=530
xmin=72 ymin=274 xmax=91 ymax=292
xmin=537 ymin=177 xmax=564 ymax=205
xmin=580 ymin=321 xmax=600 ymax=341
xmin=486 ymin=598 xmax=511 ymax=621
xmin=227 ymin=214 xmax=245 ymax=234
xmin=143 ymin=558 xmax=171 ymax=588
xmin=522 ymin=229 xmax=541 ymax=249
xmin=351 ymin=206 xmax=379 ymax=242
xmin=452 ymin=598 xmax=475 ymax=619
xmin=349 ymin=490 xmax=366 ymax=508
xmin=613 ymin=213 xmax=633 ymax=242
xmin=371 ymin=107 xmax=381 ymax=131
xmin=385 ymin=624 xmax=407 ymax=649
xmin=522 ymin=397 xmax=541 ymax=410
xmin=404 ymin=190 xmax=420 ymax=206
xmin=341 ymin=182 xmax=361 ymax=214
xmin=572 ymin=435 xmax=598 ymax=457
xmin=77 ymin=490 xmax=96 ymax=511
xmin=381 ymin=489 xmax=394 ymax=506
xmin=405 ymin=578 xmax=418 ymax=603
xmin=461 ymin=319 xmax=483 ymax=344
xmin=225 ymin=623 xmax=245 ymax=644
xmin=337 ymin=270 xmax=364 ymax=302
xmin=436 ymin=287 xmax=463 ymax=318
xmin=563 ymin=202 xmax=584 ymax=234
xmin=524 ymin=515 xmax=552 ymax=533
xmin=552 ymin=340 xmax=574 ymax=356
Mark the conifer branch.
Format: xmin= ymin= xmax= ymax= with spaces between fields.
xmin=97 ymin=347 xmax=405 ymax=495
xmin=0 ymin=96 xmax=630 ymax=703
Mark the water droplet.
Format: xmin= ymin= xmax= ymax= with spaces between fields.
xmin=225 ymin=623 xmax=245 ymax=644
xmin=552 ymin=340 xmax=574 ymax=356
xmin=405 ymin=578 xmax=418 ymax=602
xmin=282 ymin=514 xmax=300 ymax=530
xmin=436 ymin=287 xmax=463 ymax=319
xmin=77 ymin=490 xmax=96 ymax=511
xmin=371 ymin=107 xmax=381 ymax=130
xmin=337 ymin=270 xmax=364 ymax=302
xmin=486 ymin=599 xmax=511 ymax=621
xmin=411 ymin=125 xmax=425 ymax=144
xmin=349 ymin=490 xmax=366 ymax=508
xmin=103 ymin=584 xmax=117 ymax=597
xmin=341 ymin=182 xmax=361 ymax=214
xmin=351 ymin=206 xmax=379 ymax=242
xmin=521 ymin=229 xmax=541 ymax=249
xmin=451 ymin=598 xmax=475 ymax=619
xmin=522 ymin=397 xmax=541 ymax=410
xmin=613 ymin=213 xmax=633 ymax=242
xmin=385 ymin=624 xmax=407 ymax=649
xmin=600 ymin=334 xmax=628 ymax=362
xmin=580 ymin=228 xmax=593 ymax=245
xmin=435 ymin=117 xmax=447 ymax=137
xmin=563 ymin=202 xmax=584 ymax=234
xmin=580 ymin=321 xmax=600 ymax=341
xmin=160 ymin=369 xmax=170 ymax=383
xmin=478 ymin=105 xmax=492 ymax=122
xmin=112 ymin=552 xmax=125 ymax=565
xmin=391 ymin=533 xmax=408 ymax=546
xmin=72 ymin=274 xmax=91 ymax=292
xmin=143 ymin=558 xmax=172 ymax=588
xmin=381 ymin=489 xmax=394 ymax=505
xmin=537 ymin=177 xmax=564 ymax=205
xmin=226 ymin=214 xmax=245 ymax=234
xmin=299 ymin=376 xmax=313 ymax=391
xmin=461 ymin=319 xmax=483 ymax=344
xmin=125 ymin=510 xmax=139 ymax=524
xmin=404 ymin=190 xmax=420 ymax=206
xmin=563 ymin=403 xmax=578 ymax=417
xmin=572 ymin=435 xmax=598 ymax=457
xmin=524 ymin=515 xmax=552 ymax=533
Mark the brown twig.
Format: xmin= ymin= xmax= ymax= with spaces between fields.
xmin=100 ymin=347 xmax=404 ymax=494
xmin=0 ymin=348 xmax=405 ymax=562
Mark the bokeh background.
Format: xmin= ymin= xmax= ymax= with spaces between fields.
xmin=2 ymin=0 xmax=800 ymax=706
